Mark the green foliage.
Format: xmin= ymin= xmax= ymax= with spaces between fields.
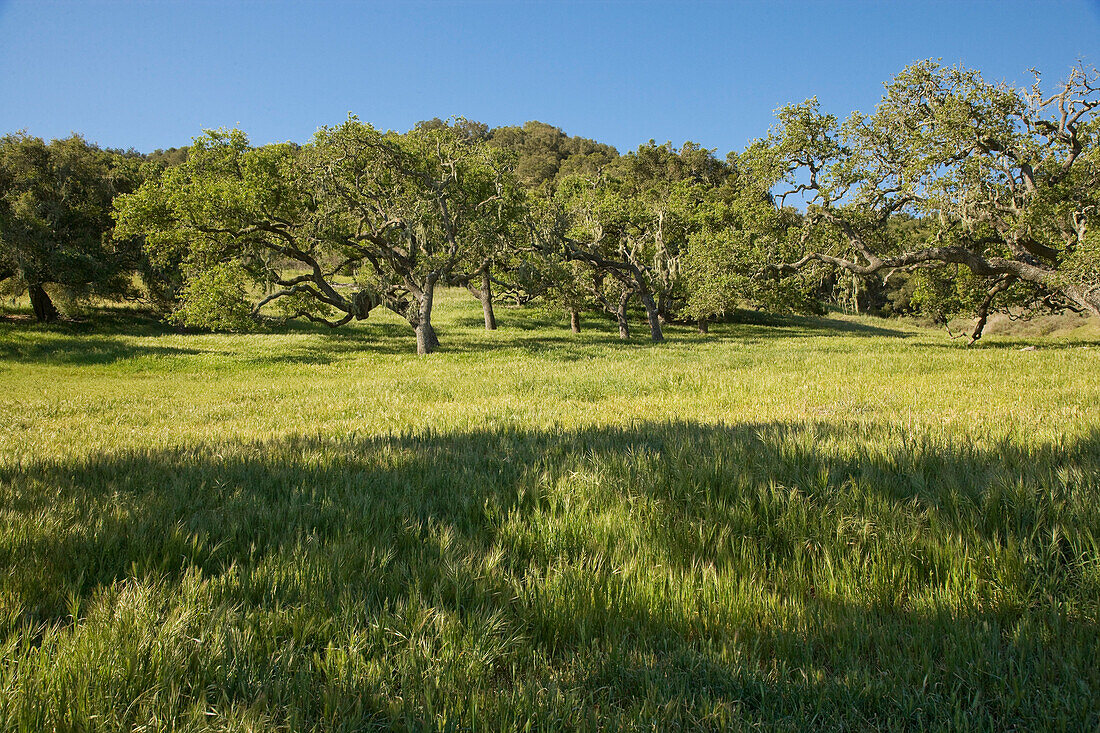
xmin=11 ymin=59 xmax=1100 ymax=342
xmin=114 ymin=128 xmax=301 ymax=327
xmin=536 ymin=141 xmax=763 ymax=333
xmin=754 ymin=61 xmax=1100 ymax=332
xmin=145 ymin=146 xmax=190 ymax=167
xmin=908 ymin=266 xmax=1044 ymax=326
xmin=114 ymin=120 xmax=522 ymax=351
xmin=169 ymin=260 xmax=255 ymax=332
xmin=909 ymin=267 xmax=980 ymax=323
xmin=272 ymin=286 xmax=338 ymax=322
xmin=489 ymin=120 xmax=618 ymax=190
xmin=0 ymin=133 xmax=146 ymax=320
xmin=1061 ymin=230 xmax=1100 ymax=292
xmin=682 ymin=227 xmax=821 ymax=318
xmin=415 ymin=116 xmax=491 ymax=143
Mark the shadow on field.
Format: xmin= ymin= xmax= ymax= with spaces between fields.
xmin=1 ymin=300 xmax=920 ymax=368
xmin=3 ymin=421 xmax=1099 ymax=724
xmin=0 ymin=333 xmax=206 ymax=365
xmin=4 ymin=421 xmax=1099 ymax=612
xmin=454 ymin=308 xmax=914 ymax=347
xmin=0 ymin=306 xmax=174 ymax=337
xmin=572 ymin=596 xmax=1099 ymax=728
xmin=927 ymin=338 xmax=1100 ymax=351
xmin=722 ymin=308 xmax=912 ymax=337
xmin=279 ymin=318 xmax=418 ymax=356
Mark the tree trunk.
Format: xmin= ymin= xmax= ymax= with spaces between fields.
xmin=616 ymin=291 xmax=630 ymax=340
xmin=569 ymin=308 xmax=581 ymax=334
xmin=639 ymin=291 xmax=665 ymax=342
xmin=414 ymin=284 xmax=438 ymax=355
xmin=697 ymin=317 xmax=709 ymax=334
xmin=479 ymin=270 xmax=497 ymax=330
xmin=415 ymin=320 xmax=439 ymax=355
xmin=29 ymin=283 xmax=59 ymax=323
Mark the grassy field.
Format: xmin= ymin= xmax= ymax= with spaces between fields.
xmin=1 ymin=289 xmax=1099 ymax=731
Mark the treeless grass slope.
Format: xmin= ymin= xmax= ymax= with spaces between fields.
xmin=1 ymin=290 xmax=1098 ymax=730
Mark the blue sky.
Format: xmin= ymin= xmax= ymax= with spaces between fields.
xmin=1 ymin=1 xmax=1097 ymax=155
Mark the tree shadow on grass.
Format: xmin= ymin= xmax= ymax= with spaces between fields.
xmin=926 ymin=337 xmax=1100 ymax=351
xmin=1 ymin=420 xmax=1098 ymax=726
xmin=442 ymin=309 xmax=916 ymax=361
xmin=0 ymin=304 xmax=189 ymax=337
xmin=726 ymin=308 xmax=914 ymax=335
xmin=0 ymin=314 xmax=419 ymax=365
xmin=4 ymin=420 xmax=1097 ymax=616
xmin=1 ymin=300 xmax=923 ymax=369
xmin=0 ymin=332 xmax=207 ymax=365
xmin=572 ymin=597 xmax=1099 ymax=729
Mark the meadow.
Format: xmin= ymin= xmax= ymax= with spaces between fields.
xmin=1 ymin=289 xmax=1099 ymax=731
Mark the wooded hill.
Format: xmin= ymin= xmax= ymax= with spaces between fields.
xmin=3 ymin=61 xmax=1098 ymax=353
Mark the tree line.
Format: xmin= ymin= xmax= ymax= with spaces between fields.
xmin=3 ymin=61 xmax=1098 ymax=353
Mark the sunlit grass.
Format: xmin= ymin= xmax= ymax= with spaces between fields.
xmin=1 ymin=289 xmax=1099 ymax=730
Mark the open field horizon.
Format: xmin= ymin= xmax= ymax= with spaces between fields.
xmin=2 ymin=290 xmax=1099 ymax=729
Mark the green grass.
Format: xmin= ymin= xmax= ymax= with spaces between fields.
xmin=1 ymin=289 xmax=1099 ymax=731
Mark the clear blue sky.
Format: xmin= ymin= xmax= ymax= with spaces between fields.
xmin=1 ymin=0 xmax=1098 ymax=156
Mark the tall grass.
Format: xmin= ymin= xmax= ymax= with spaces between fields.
xmin=1 ymin=291 xmax=1098 ymax=730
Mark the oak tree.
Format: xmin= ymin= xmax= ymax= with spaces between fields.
xmin=755 ymin=61 xmax=1100 ymax=342
xmin=114 ymin=120 xmax=517 ymax=353
xmin=1 ymin=133 xmax=144 ymax=321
